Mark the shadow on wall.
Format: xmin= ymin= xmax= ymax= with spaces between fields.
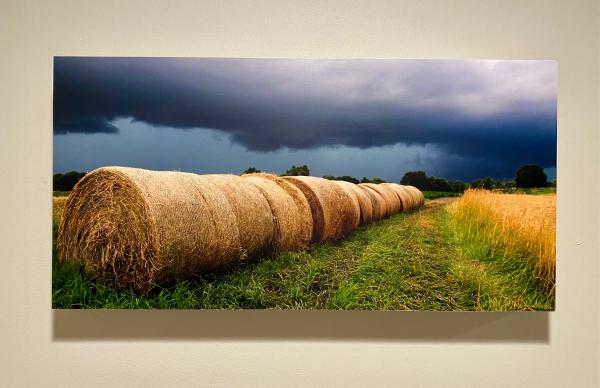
xmin=53 ymin=310 xmax=550 ymax=343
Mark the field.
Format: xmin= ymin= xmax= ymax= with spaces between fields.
xmin=449 ymin=190 xmax=556 ymax=291
xmin=423 ymin=191 xmax=461 ymax=200
xmin=52 ymin=190 xmax=555 ymax=310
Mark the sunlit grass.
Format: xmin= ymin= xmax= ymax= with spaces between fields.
xmin=52 ymin=195 xmax=553 ymax=310
xmin=448 ymin=189 xmax=556 ymax=291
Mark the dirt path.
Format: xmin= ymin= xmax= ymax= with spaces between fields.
xmin=424 ymin=197 xmax=458 ymax=208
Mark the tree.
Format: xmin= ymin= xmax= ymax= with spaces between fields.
xmin=400 ymin=171 xmax=429 ymax=190
xmin=470 ymin=176 xmax=494 ymax=190
xmin=53 ymin=171 xmax=86 ymax=191
xmin=429 ymin=177 xmax=452 ymax=192
xmin=323 ymin=175 xmax=359 ymax=184
xmin=285 ymin=165 xmax=310 ymax=176
xmin=515 ymin=165 xmax=548 ymax=188
xmin=242 ymin=167 xmax=261 ymax=174
xmin=448 ymin=180 xmax=467 ymax=193
xmin=360 ymin=176 xmax=387 ymax=184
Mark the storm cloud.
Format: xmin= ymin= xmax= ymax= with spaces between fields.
xmin=53 ymin=57 xmax=556 ymax=180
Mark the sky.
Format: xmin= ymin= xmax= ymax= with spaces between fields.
xmin=53 ymin=57 xmax=557 ymax=182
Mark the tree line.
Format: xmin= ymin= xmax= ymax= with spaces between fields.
xmin=54 ymin=164 xmax=552 ymax=192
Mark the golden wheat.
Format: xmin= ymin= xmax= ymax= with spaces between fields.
xmin=52 ymin=196 xmax=68 ymax=226
xmin=449 ymin=189 xmax=556 ymax=290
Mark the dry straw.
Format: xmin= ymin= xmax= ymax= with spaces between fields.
xmin=282 ymin=176 xmax=360 ymax=242
xmin=52 ymin=196 xmax=68 ymax=226
xmin=383 ymin=183 xmax=411 ymax=211
xmin=404 ymin=185 xmax=424 ymax=207
xmin=359 ymin=183 xmax=401 ymax=216
xmin=449 ymin=189 xmax=556 ymax=290
xmin=358 ymin=185 xmax=387 ymax=221
xmin=333 ymin=180 xmax=373 ymax=225
xmin=242 ymin=173 xmax=312 ymax=254
xmin=57 ymin=167 xmax=244 ymax=292
xmin=200 ymin=174 xmax=275 ymax=259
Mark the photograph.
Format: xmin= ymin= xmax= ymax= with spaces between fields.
xmin=52 ymin=57 xmax=557 ymax=310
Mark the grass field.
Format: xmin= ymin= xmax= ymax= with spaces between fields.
xmin=423 ymin=191 xmax=461 ymax=200
xmin=52 ymin=193 xmax=555 ymax=310
xmin=449 ymin=189 xmax=556 ymax=291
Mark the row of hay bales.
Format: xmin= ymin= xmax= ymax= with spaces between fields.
xmin=57 ymin=167 xmax=424 ymax=292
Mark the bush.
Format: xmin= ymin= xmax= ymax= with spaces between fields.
xmin=401 ymin=171 xmax=465 ymax=192
xmin=323 ymin=175 xmax=359 ymax=184
xmin=360 ymin=176 xmax=387 ymax=184
xmin=242 ymin=167 xmax=261 ymax=174
xmin=470 ymin=176 xmax=494 ymax=190
xmin=53 ymin=171 xmax=86 ymax=191
xmin=285 ymin=165 xmax=310 ymax=176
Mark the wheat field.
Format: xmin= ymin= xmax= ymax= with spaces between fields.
xmin=449 ymin=189 xmax=556 ymax=291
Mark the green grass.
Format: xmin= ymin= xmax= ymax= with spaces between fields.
xmin=499 ymin=187 xmax=556 ymax=195
xmin=423 ymin=191 xmax=461 ymax=200
xmin=52 ymin=199 xmax=554 ymax=310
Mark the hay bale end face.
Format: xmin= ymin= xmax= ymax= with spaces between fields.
xmin=242 ymin=173 xmax=312 ymax=254
xmin=282 ymin=176 xmax=359 ymax=242
xmin=334 ymin=180 xmax=373 ymax=225
xmin=359 ymin=183 xmax=401 ymax=216
xmin=56 ymin=167 xmax=242 ymax=292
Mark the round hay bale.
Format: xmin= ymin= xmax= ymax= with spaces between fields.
xmin=282 ymin=176 xmax=359 ymax=242
xmin=56 ymin=167 xmax=242 ymax=292
xmin=333 ymin=180 xmax=373 ymax=225
xmin=401 ymin=185 xmax=418 ymax=210
xmin=383 ymin=183 xmax=412 ymax=211
xmin=404 ymin=185 xmax=424 ymax=207
xmin=242 ymin=172 xmax=312 ymax=253
xmin=359 ymin=183 xmax=401 ymax=216
xmin=357 ymin=185 xmax=386 ymax=221
xmin=201 ymin=174 xmax=275 ymax=259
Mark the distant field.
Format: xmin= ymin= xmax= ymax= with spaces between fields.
xmin=423 ymin=191 xmax=461 ymax=200
xmin=52 ymin=194 xmax=554 ymax=310
xmin=53 ymin=191 xmax=70 ymax=197
xmin=501 ymin=187 xmax=556 ymax=195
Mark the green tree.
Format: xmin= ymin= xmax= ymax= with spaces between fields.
xmin=470 ymin=176 xmax=494 ymax=190
xmin=448 ymin=180 xmax=467 ymax=193
xmin=285 ymin=165 xmax=310 ymax=176
xmin=429 ymin=177 xmax=452 ymax=192
xmin=323 ymin=175 xmax=359 ymax=184
xmin=242 ymin=167 xmax=261 ymax=174
xmin=360 ymin=176 xmax=387 ymax=184
xmin=400 ymin=171 xmax=429 ymax=190
xmin=515 ymin=165 xmax=548 ymax=188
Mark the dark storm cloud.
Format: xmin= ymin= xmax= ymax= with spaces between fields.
xmin=54 ymin=57 xmax=556 ymax=179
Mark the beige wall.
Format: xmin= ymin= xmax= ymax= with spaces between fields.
xmin=1 ymin=1 xmax=598 ymax=386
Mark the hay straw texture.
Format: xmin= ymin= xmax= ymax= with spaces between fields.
xmin=359 ymin=183 xmax=401 ymax=216
xmin=242 ymin=173 xmax=312 ymax=253
xmin=404 ymin=185 xmax=425 ymax=207
xmin=201 ymin=174 xmax=275 ymax=259
xmin=357 ymin=185 xmax=387 ymax=221
xmin=383 ymin=183 xmax=410 ymax=211
xmin=282 ymin=176 xmax=359 ymax=242
xmin=52 ymin=196 xmax=68 ymax=226
xmin=56 ymin=167 xmax=242 ymax=292
xmin=333 ymin=180 xmax=373 ymax=225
